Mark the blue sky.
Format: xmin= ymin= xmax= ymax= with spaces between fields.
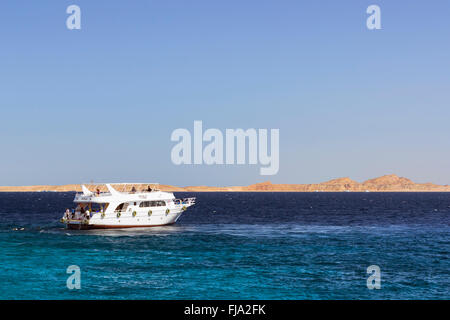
xmin=1 ymin=0 xmax=450 ymax=186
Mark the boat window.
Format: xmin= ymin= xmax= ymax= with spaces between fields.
xmin=155 ymin=200 xmax=165 ymax=207
xmin=115 ymin=203 xmax=129 ymax=212
xmin=139 ymin=201 xmax=150 ymax=208
xmin=142 ymin=200 xmax=167 ymax=207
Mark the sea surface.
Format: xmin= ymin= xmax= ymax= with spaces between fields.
xmin=0 ymin=192 xmax=448 ymax=300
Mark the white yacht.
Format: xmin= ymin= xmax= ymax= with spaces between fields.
xmin=60 ymin=183 xmax=195 ymax=230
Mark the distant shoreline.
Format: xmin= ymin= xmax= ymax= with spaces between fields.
xmin=1 ymin=190 xmax=449 ymax=193
xmin=1 ymin=174 xmax=450 ymax=193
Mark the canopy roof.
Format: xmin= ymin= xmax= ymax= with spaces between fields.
xmin=83 ymin=183 xmax=159 ymax=186
xmin=80 ymin=183 xmax=160 ymax=194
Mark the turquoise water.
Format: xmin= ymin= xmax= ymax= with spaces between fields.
xmin=0 ymin=192 xmax=449 ymax=299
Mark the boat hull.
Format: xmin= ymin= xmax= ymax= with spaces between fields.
xmin=66 ymin=222 xmax=176 ymax=230
xmin=64 ymin=209 xmax=184 ymax=230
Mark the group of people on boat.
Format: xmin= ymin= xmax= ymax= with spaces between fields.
xmin=130 ymin=185 xmax=153 ymax=193
xmin=92 ymin=185 xmax=154 ymax=196
xmin=64 ymin=205 xmax=92 ymax=221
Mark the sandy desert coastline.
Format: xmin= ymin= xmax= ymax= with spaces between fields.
xmin=1 ymin=174 xmax=450 ymax=192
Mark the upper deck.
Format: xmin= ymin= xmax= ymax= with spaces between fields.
xmin=74 ymin=183 xmax=175 ymax=203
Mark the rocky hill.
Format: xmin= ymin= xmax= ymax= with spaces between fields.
xmin=1 ymin=174 xmax=450 ymax=192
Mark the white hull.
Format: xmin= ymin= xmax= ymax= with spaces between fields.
xmin=66 ymin=208 xmax=184 ymax=229
xmin=61 ymin=183 xmax=195 ymax=230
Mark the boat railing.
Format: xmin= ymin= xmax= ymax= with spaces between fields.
xmin=65 ymin=211 xmax=92 ymax=221
xmin=125 ymin=189 xmax=160 ymax=195
xmin=75 ymin=192 xmax=112 ymax=199
xmin=174 ymin=197 xmax=196 ymax=205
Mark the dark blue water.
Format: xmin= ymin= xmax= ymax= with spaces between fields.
xmin=0 ymin=192 xmax=448 ymax=299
